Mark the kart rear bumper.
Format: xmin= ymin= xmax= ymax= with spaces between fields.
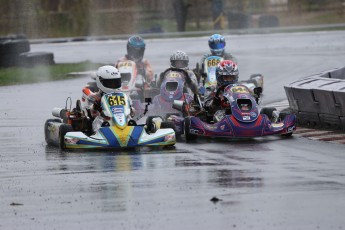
xmin=187 ymin=114 xmax=296 ymax=138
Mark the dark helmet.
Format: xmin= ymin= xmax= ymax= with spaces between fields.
xmin=127 ymin=35 xmax=145 ymax=62
xmin=216 ymin=60 xmax=239 ymax=87
xmin=208 ymin=34 xmax=226 ymax=56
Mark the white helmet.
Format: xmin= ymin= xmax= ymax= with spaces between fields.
xmin=96 ymin=65 xmax=121 ymax=93
xmin=170 ymin=50 xmax=189 ymax=69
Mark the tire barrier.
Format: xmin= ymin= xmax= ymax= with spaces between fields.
xmin=0 ymin=34 xmax=54 ymax=68
xmin=19 ymin=52 xmax=55 ymax=67
xmin=284 ymin=66 xmax=345 ymax=129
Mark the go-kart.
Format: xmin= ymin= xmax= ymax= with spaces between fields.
xmin=151 ymin=68 xmax=194 ymax=114
xmin=172 ymin=84 xmax=296 ymax=141
xmin=195 ymin=55 xmax=264 ymax=103
xmin=44 ymin=92 xmax=176 ymax=149
xmin=150 ymin=68 xmax=195 ymax=134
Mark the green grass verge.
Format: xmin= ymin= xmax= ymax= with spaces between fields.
xmin=0 ymin=61 xmax=105 ymax=86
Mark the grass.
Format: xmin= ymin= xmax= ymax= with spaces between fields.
xmin=0 ymin=61 xmax=104 ymax=86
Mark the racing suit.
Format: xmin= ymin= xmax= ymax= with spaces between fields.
xmin=116 ymin=55 xmax=154 ymax=84
xmin=84 ymin=89 xmax=134 ymax=132
xmin=197 ymin=52 xmax=238 ymax=80
xmin=204 ymin=84 xmax=226 ymax=113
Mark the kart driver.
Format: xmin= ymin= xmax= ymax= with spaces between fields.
xmin=197 ymin=34 xmax=238 ymax=80
xmin=205 ymin=60 xmax=239 ymax=114
xmin=115 ymin=35 xmax=154 ymax=87
xmin=158 ymin=50 xmax=199 ymax=95
xmin=85 ymin=65 xmax=134 ymax=132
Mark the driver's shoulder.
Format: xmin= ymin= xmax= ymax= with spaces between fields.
xmin=201 ymin=53 xmax=212 ymax=60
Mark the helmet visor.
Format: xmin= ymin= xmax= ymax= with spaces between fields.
xmin=223 ymin=75 xmax=236 ymax=82
xmin=128 ymin=47 xmax=145 ymax=61
xmin=210 ymin=42 xmax=225 ymax=50
xmin=100 ymin=77 xmax=121 ymax=90
xmin=171 ymin=60 xmax=188 ymax=69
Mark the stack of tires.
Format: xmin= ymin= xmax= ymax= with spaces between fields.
xmin=0 ymin=34 xmax=54 ymax=68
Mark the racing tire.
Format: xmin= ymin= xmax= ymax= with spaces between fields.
xmin=279 ymin=111 xmax=290 ymax=121
xmin=146 ymin=116 xmax=163 ymax=134
xmin=184 ymin=117 xmax=197 ymax=142
xmin=164 ymin=113 xmax=180 ymax=121
xmin=260 ymin=107 xmax=277 ymax=120
xmin=0 ymin=39 xmax=30 ymax=56
xmin=18 ymin=52 xmax=54 ymax=67
xmin=279 ymin=111 xmax=294 ymax=137
xmin=0 ymin=53 xmax=20 ymax=67
xmin=160 ymin=121 xmax=176 ymax=132
xmin=59 ymin=124 xmax=73 ymax=149
xmin=44 ymin=119 xmax=61 ymax=146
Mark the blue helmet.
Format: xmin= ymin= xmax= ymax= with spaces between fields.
xmin=208 ymin=34 xmax=226 ymax=56
xmin=127 ymin=35 xmax=146 ymax=62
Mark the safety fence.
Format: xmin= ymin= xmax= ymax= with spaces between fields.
xmin=284 ymin=66 xmax=345 ymax=129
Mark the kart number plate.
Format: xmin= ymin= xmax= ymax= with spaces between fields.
xmin=118 ymin=61 xmax=133 ymax=68
xmin=166 ymin=72 xmax=183 ymax=78
xmin=231 ymin=86 xmax=248 ymax=93
xmin=107 ymin=95 xmax=126 ymax=106
xmin=207 ymin=58 xmax=221 ymax=67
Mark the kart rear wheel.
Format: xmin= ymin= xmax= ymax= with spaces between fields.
xmin=160 ymin=121 xmax=176 ymax=132
xmin=44 ymin=118 xmax=61 ymax=146
xmin=164 ymin=113 xmax=180 ymax=121
xmin=184 ymin=117 xmax=197 ymax=142
xmin=260 ymin=107 xmax=277 ymax=120
xmin=59 ymin=124 xmax=73 ymax=149
xmin=146 ymin=116 xmax=163 ymax=134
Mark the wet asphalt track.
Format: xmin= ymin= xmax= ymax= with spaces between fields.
xmin=1 ymin=31 xmax=345 ymax=229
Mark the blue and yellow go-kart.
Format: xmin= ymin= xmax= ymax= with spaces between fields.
xmin=44 ymin=92 xmax=176 ymax=149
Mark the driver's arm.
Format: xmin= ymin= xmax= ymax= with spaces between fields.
xmin=143 ymin=60 xmax=154 ymax=83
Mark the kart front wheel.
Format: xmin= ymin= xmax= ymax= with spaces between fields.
xmin=260 ymin=107 xmax=277 ymax=120
xmin=59 ymin=124 xmax=73 ymax=149
xmin=44 ymin=118 xmax=61 ymax=146
xmin=184 ymin=117 xmax=197 ymax=142
xmin=146 ymin=116 xmax=163 ymax=134
xmin=280 ymin=111 xmax=294 ymax=137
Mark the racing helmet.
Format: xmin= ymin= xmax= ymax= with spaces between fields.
xmin=209 ymin=34 xmax=226 ymax=56
xmin=216 ymin=60 xmax=239 ymax=87
xmin=127 ymin=35 xmax=145 ymax=62
xmin=170 ymin=50 xmax=189 ymax=69
xmin=96 ymin=65 xmax=121 ymax=93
